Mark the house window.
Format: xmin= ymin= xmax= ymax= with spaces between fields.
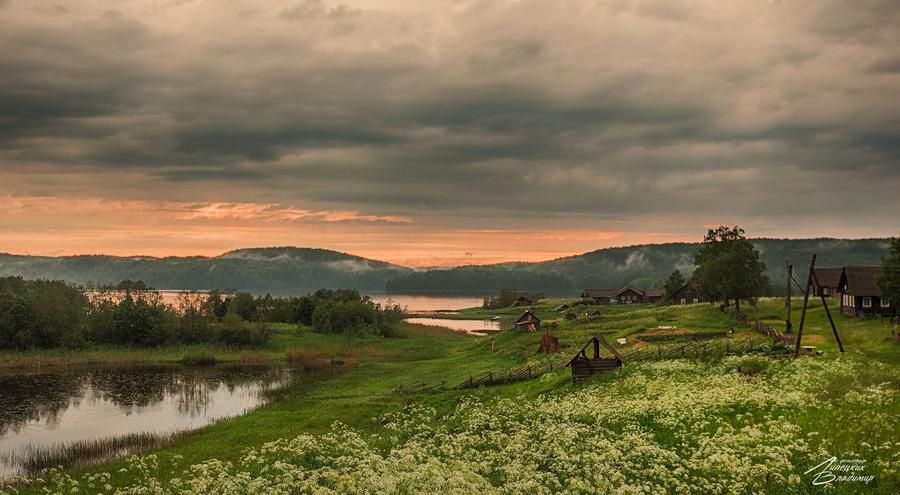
xmin=693 ymin=298 xmax=699 ymax=304
xmin=881 ymin=298 xmax=891 ymax=308
xmin=680 ymin=298 xmax=687 ymax=305
xmin=862 ymin=297 xmax=872 ymax=308
xmin=823 ymin=287 xmax=830 ymax=296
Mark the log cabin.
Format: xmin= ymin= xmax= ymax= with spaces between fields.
xmin=813 ymin=267 xmax=844 ymax=298
xmin=581 ymin=286 xmax=666 ymax=304
xmin=668 ymin=283 xmax=706 ymax=305
xmin=513 ymin=296 xmax=535 ymax=307
xmin=514 ymin=310 xmax=541 ymax=331
xmin=839 ymin=266 xmax=894 ymax=317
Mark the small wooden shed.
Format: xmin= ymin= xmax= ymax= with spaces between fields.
xmin=567 ymin=335 xmax=623 ymax=384
xmin=514 ymin=296 xmax=535 ymax=307
xmin=514 ymin=310 xmax=541 ymax=331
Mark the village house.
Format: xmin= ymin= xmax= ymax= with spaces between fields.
xmin=668 ymin=283 xmax=706 ymax=305
xmin=513 ymin=296 xmax=535 ymax=307
xmin=813 ymin=267 xmax=844 ymax=298
xmin=514 ymin=310 xmax=541 ymax=331
xmin=581 ymin=286 xmax=666 ymax=305
xmin=839 ymin=266 xmax=894 ymax=317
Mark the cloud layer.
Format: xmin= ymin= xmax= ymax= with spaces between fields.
xmin=1 ymin=0 xmax=898 ymax=265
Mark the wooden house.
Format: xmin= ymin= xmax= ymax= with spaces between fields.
xmin=669 ymin=283 xmax=705 ymax=305
xmin=580 ymin=288 xmax=619 ymax=304
xmin=839 ymin=266 xmax=894 ymax=317
xmin=567 ymin=335 xmax=623 ymax=384
xmin=642 ymin=288 xmax=665 ymax=304
xmin=614 ymin=285 xmax=644 ymax=304
xmin=513 ymin=296 xmax=535 ymax=307
xmin=514 ymin=311 xmax=541 ymax=331
xmin=555 ymin=304 xmax=570 ymax=313
xmin=813 ymin=267 xmax=844 ymax=298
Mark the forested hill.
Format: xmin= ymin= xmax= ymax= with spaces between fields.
xmin=0 ymin=247 xmax=411 ymax=291
xmin=384 ymin=238 xmax=893 ymax=294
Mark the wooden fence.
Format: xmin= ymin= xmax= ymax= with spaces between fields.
xmin=754 ymin=319 xmax=795 ymax=345
xmin=456 ymin=358 xmax=570 ymax=389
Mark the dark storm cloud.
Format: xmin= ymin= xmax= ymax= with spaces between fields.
xmin=0 ymin=0 xmax=898 ymax=232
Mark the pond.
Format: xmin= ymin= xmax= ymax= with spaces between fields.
xmin=0 ymin=364 xmax=293 ymax=478
xmin=403 ymin=317 xmax=502 ymax=336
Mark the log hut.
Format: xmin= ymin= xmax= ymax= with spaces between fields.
xmin=839 ymin=266 xmax=895 ymax=317
xmin=813 ymin=267 xmax=844 ymax=298
xmin=567 ymin=335 xmax=624 ymax=384
xmin=513 ymin=296 xmax=535 ymax=307
xmin=514 ymin=310 xmax=541 ymax=331
xmin=668 ymin=283 xmax=706 ymax=305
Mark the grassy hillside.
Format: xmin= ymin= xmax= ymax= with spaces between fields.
xmin=0 ymin=247 xmax=411 ymax=291
xmin=385 ymin=237 xmax=893 ymax=293
xmin=7 ymin=299 xmax=898 ymax=494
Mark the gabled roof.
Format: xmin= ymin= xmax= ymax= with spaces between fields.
xmin=614 ymin=285 xmax=643 ymax=296
xmin=841 ymin=266 xmax=883 ymax=297
xmin=814 ymin=267 xmax=844 ymax=288
xmin=581 ymin=289 xmax=619 ymax=298
xmin=642 ymin=288 xmax=665 ymax=298
xmin=514 ymin=310 xmax=541 ymax=324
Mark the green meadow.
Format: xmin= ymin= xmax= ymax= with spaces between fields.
xmin=3 ymin=297 xmax=898 ymax=494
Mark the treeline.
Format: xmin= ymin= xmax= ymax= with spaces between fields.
xmin=0 ymin=277 xmax=403 ymax=351
xmin=0 ymin=247 xmax=410 ymax=291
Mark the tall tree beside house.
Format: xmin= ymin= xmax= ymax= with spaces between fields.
xmin=692 ymin=226 xmax=767 ymax=312
xmin=878 ymin=237 xmax=900 ymax=309
xmin=663 ymin=270 xmax=687 ymax=302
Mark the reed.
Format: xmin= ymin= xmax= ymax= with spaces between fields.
xmin=1 ymin=431 xmax=190 ymax=475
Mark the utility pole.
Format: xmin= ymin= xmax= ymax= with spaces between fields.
xmin=786 ymin=261 xmax=793 ymax=334
xmin=794 ymin=255 xmax=816 ymax=358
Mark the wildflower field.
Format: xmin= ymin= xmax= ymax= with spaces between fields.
xmin=17 ymin=355 xmax=898 ymax=494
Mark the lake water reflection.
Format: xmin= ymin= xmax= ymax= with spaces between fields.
xmin=403 ymin=317 xmax=502 ymax=335
xmin=0 ymin=364 xmax=292 ymax=478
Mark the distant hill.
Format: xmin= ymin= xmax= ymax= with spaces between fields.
xmin=384 ymin=238 xmax=893 ymax=294
xmin=0 ymin=247 xmax=412 ymax=291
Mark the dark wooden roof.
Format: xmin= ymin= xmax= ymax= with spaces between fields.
xmin=643 ymin=288 xmax=665 ymax=298
xmin=842 ymin=266 xmax=883 ymax=297
xmin=814 ymin=267 xmax=844 ymax=288
xmin=514 ymin=310 xmax=541 ymax=325
xmin=581 ymin=289 xmax=619 ymax=298
xmin=614 ymin=285 xmax=643 ymax=296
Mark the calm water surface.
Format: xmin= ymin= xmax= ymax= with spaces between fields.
xmin=0 ymin=364 xmax=292 ymax=478
xmin=403 ymin=317 xmax=502 ymax=335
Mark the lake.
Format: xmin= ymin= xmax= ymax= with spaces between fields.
xmin=124 ymin=291 xmax=484 ymax=314
xmin=0 ymin=364 xmax=292 ymax=478
xmin=403 ymin=317 xmax=502 ymax=336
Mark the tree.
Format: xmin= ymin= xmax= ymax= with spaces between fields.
xmin=878 ymin=237 xmax=900 ymax=310
xmin=692 ymin=226 xmax=767 ymax=312
xmin=228 ymin=292 xmax=257 ymax=321
xmin=663 ymin=270 xmax=687 ymax=302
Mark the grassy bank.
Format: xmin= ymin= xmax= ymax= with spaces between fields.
xmin=3 ymin=300 xmax=898 ymax=493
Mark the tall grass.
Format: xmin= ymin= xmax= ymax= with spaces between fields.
xmin=1 ymin=432 xmax=190 ymax=476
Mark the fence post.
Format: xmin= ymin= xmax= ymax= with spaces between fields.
xmin=528 ymin=365 xmax=532 ymax=377
xmin=489 ymin=371 xmax=493 ymax=384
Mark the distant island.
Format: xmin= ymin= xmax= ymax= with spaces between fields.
xmin=0 ymin=238 xmax=892 ymax=294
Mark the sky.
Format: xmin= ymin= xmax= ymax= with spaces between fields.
xmin=1 ymin=0 xmax=898 ymax=267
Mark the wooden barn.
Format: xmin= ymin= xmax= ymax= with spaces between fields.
xmin=555 ymin=304 xmax=570 ymax=313
xmin=582 ymin=286 xmax=666 ymax=305
xmin=813 ymin=267 xmax=844 ymax=298
xmin=567 ymin=335 xmax=623 ymax=384
xmin=839 ymin=266 xmax=894 ymax=317
xmin=669 ymin=283 xmax=706 ymax=305
xmin=642 ymin=288 xmax=665 ymax=304
xmin=581 ymin=288 xmax=619 ymax=304
xmin=513 ymin=296 xmax=535 ymax=307
xmin=514 ymin=311 xmax=541 ymax=331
